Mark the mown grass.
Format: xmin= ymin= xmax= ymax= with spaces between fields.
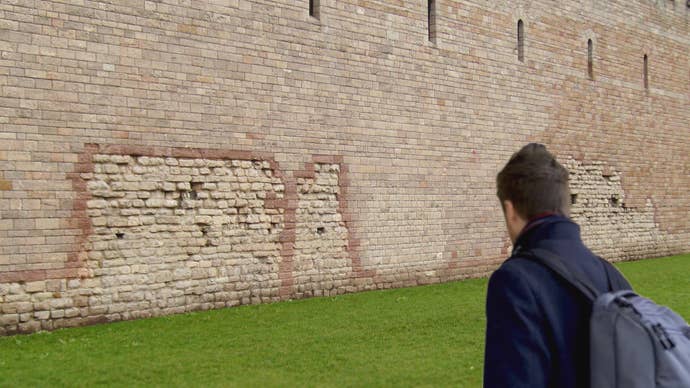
xmin=1 ymin=254 xmax=688 ymax=387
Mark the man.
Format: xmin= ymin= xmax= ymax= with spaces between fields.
xmin=483 ymin=143 xmax=631 ymax=388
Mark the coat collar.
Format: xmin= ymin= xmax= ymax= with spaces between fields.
xmin=512 ymin=214 xmax=581 ymax=256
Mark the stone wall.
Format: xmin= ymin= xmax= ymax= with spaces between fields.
xmin=567 ymin=158 xmax=674 ymax=261
xmin=1 ymin=0 xmax=689 ymax=334
xmin=293 ymin=163 xmax=351 ymax=298
xmin=0 ymin=146 xmax=363 ymax=333
xmin=86 ymin=153 xmax=286 ymax=307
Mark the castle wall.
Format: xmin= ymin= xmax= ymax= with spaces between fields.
xmin=1 ymin=0 xmax=689 ymax=334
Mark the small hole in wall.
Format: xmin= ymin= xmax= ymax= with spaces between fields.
xmin=269 ymin=223 xmax=280 ymax=234
xmin=115 ymin=232 xmax=125 ymax=239
xmin=191 ymin=182 xmax=203 ymax=199
xmin=609 ymin=196 xmax=620 ymax=207
xmin=571 ymin=194 xmax=578 ymax=205
xmin=316 ymin=227 xmax=326 ymax=235
xmin=200 ymin=226 xmax=212 ymax=246
xmin=180 ymin=191 xmax=195 ymax=201
xmin=177 ymin=192 xmax=187 ymax=208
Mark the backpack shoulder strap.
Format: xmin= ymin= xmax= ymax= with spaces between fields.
xmin=598 ymin=257 xmax=633 ymax=291
xmin=520 ymin=248 xmax=600 ymax=302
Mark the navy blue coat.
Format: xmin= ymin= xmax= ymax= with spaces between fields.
xmin=483 ymin=215 xmax=631 ymax=388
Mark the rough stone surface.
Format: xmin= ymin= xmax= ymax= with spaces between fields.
xmin=0 ymin=0 xmax=689 ymax=334
xmin=566 ymin=158 xmax=675 ymax=261
xmin=85 ymin=154 xmax=285 ymax=308
xmin=294 ymin=163 xmax=351 ymax=297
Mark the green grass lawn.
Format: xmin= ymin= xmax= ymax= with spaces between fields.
xmin=1 ymin=254 xmax=688 ymax=387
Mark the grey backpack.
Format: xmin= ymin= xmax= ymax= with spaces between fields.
xmin=528 ymin=248 xmax=690 ymax=388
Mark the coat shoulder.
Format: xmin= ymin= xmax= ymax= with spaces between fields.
xmin=494 ymin=255 xmax=552 ymax=282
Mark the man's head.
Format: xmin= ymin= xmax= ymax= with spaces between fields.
xmin=497 ymin=143 xmax=570 ymax=243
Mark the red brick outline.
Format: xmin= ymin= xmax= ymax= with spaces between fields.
xmin=0 ymin=144 xmax=284 ymax=284
xmin=277 ymin=154 xmax=374 ymax=297
xmin=445 ymin=244 xmax=462 ymax=271
xmin=313 ymin=155 xmax=374 ymax=279
xmin=275 ymin=175 xmax=297 ymax=297
xmin=0 ymin=145 xmax=100 ymax=283
xmin=1 ymin=145 xmax=375 ymax=296
xmin=284 ymin=156 xmax=374 ymax=291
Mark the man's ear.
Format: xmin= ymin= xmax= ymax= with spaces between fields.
xmin=503 ymin=200 xmax=527 ymax=244
xmin=503 ymin=200 xmax=517 ymax=221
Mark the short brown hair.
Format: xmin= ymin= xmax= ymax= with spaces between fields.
xmin=496 ymin=143 xmax=570 ymax=219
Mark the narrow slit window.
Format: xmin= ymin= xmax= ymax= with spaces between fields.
xmin=517 ymin=20 xmax=525 ymax=62
xmin=309 ymin=0 xmax=320 ymax=19
xmin=643 ymin=54 xmax=649 ymax=89
xmin=428 ymin=0 xmax=437 ymax=43
xmin=587 ymin=39 xmax=594 ymax=80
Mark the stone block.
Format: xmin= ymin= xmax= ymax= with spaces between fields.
xmin=50 ymin=298 xmax=73 ymax=309
xmin=24 ymin=281 xmax=46 ymax=293
xmin=0 ymin=314 xmax=19 ymax=326
xmin=16 ymin=302 xmax=33 ymax=314
xmin=18 ymin=321 xmax=41 ymax=333
xmin=34 ymin=310 xmax=50 ymax=320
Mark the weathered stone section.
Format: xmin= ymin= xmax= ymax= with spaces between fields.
xmin=293 ymin=163 xmax=351 ymax=298
xmin=0 ymin=278 xmax=105 ymax=335
xmin=567 ymin=159 xmax=670 ymax=261
xmin=0 ymin=154 xmax=287 ymax=335
xmin=85 ymin=154 xmax=286 ymax=307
